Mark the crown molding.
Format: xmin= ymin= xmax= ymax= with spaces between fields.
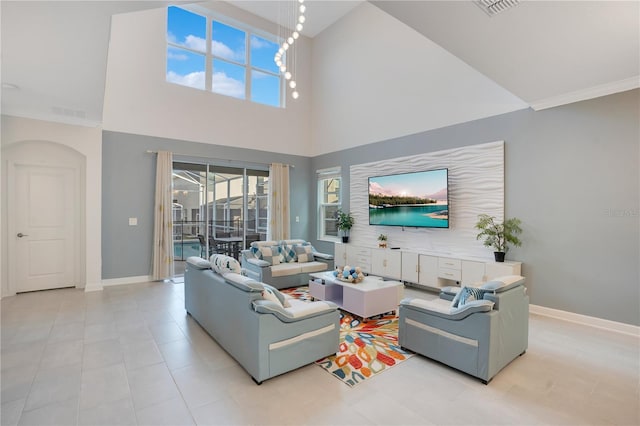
xmin=0 ymin=109 xmax=102 ymax=128
xmin=529 ymin=76 xmax=640 ymax=111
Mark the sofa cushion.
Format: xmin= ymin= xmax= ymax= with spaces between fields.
xmin=210 ymin=254 xmax=241 ymax=274
xmin=251 ymin=240 xmax=279 ymax=249
xmin=222 ymin=272 xmax=264 ymax=292
xmin=280 ymin=239 xmax=306 ymax=246
xmin=270 ymin=263 xmax=303 ymax=277
xmin=481 ymin=275 xmax=525 ymax=293
xmin=300 ymin=261 xmax=329 ymax=273
xmin=294 ymin=244 xmax=315 ymax=263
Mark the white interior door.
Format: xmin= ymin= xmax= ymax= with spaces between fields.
xmin=11 ymin=164 xmax=78 ymax=292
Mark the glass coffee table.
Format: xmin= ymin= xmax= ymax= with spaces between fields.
xmin=309 ymin=271 xmax=404 ymax=321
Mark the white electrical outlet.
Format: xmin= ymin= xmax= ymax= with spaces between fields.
xmin=295 ymin=216 xmax=300 ymax=222
xmin=129 ymin=217 xmax=138 ymax=226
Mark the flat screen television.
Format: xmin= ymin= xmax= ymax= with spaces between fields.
xmin=368 ymin=168 xmax=449 ymax=228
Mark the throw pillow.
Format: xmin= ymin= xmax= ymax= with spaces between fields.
xmin=294 ymin=244 xmax=315 ymax=263
xmin=280 ymin=243 xmax=297 ymax=263
xmin=269 ymin=245 xmax=284 ymax=265
xmin=209 ymin=254 xmax=241 ymax=274
xmin=262 ymin=287 xmax=283 ymax=307
xmin=250 ymin=245 xmax=262 ymax=260
xmin=458 ymin=286 xmax=485 ymax=307
xmin=255 ymin=245 xmax=280 ymax=266
xmin=262 ymin=284 xmax=291 ymax=308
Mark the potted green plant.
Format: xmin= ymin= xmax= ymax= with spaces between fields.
xmin=475 ymin=214 xmax=523 ymax=262
xmin=377 ymin=234 xmax=387 ymax=248
xmin=336 ymin=210 xmax=354 ymax=243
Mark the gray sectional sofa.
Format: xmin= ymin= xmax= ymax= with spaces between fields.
xmin=184 ymin=255 xmax=340 ymax=384
xmin=241 ymin=239 xmax=334 ymax=289
xmin=399 ymin=275 xmax=529 ymax=383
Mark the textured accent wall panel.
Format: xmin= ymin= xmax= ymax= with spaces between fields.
xmin=349 ymin=141 xmax=504 ymax=259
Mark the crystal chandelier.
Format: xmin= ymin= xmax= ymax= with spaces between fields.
xmin=274 ymin=0 xmax=305 ymax=100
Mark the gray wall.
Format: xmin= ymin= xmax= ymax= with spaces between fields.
xmin=311 ymin=90 xmax=639 ymax=326
xmin=102 ymin=131 xmax=312 ymax=279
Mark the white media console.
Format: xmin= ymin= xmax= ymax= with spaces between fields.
xmin=334 ymin=243 xmax=521 ymax=291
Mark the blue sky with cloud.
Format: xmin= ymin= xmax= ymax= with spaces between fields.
xmin=166 ymin=6 xmax=280 ymax=107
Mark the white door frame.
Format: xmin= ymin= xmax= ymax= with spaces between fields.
xmin=6 ymin=146 xmax=84 ymax=295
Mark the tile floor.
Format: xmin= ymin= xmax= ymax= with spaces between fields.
xmin=1 ymin=281 xmax=638 ymax=425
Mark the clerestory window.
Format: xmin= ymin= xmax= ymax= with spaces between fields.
xmin=166 ymin=6 xmax=282 ymax=108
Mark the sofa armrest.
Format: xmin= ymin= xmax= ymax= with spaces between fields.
xmin=247 ymin=258 xmax=270 ymax=268
xmin=439 ymin=286 xmax=460 ymax=301
xmin=252 ymin=299 xmax=338 ymax=323
xmin=400 ymin=298 xmax=494 ymax=321
xmin=186 ymin=256 xmax=210 ymax=270
xmin=312 ymin=252 xmax=334 ymax=261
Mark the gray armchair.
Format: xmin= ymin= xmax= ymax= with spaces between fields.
xmin=398 ymin=275 xmax=528 ymax=383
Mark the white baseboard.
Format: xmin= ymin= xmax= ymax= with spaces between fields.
xmin=84 ymin=282 xmax=104 ymax=292
xmin=101 ymin=275 xmax=153 ymax=288
xmin=530 ymin=304 xmax=640 ymax=337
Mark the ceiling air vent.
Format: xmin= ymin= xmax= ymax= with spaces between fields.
xmin=475 ymin=0 xmax=520 ymax=17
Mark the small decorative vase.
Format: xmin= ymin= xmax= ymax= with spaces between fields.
xmin=378 ymin=242 xmax=387 ymax=248
xmin=342 ymin=236 xmax=349 ymax=243
xmin=494 ymin=252 xmax=506 ymax=262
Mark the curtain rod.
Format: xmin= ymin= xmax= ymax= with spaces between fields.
xmin=145 ymin=150 xmax=294 ymax=168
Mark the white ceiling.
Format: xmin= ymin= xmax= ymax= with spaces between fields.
xmin=372 ymin=0 xmax=640 ymax=110
xmin=0 ymin=1 xmax=193 ymax=126
xmin=1 ymin=1 xmax=638 ymax=128
xmin=231 ymin=1 xmax=363 ymax=37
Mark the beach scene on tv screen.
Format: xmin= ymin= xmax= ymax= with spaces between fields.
xmin=369 ymin=169 xmax=448 ymax=228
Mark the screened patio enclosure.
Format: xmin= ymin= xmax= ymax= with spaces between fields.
xmin=172 ymin=161 xmax=268 ymax=266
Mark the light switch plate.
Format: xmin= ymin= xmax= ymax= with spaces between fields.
xmin=129 ymin=217 xmax=138 ymax=226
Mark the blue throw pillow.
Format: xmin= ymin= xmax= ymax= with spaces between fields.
xmin=459 ymin=286 xmax=485 ymax=306
xmin=280 ymin=243 xmax=297 ymax=263
xmin=452 ymin=286 xmax=486 ymax=308
xmin=250 ymin=245 xmax=262 ymax=260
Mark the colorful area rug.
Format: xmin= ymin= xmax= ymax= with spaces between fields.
xmin=281 ymin=286 xmax=413 ymax=387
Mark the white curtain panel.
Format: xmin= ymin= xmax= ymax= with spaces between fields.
xmin=152 ymin=151 xmax=175 ymax=280
xmin=267 ymin=163 xmax=290 ymax=241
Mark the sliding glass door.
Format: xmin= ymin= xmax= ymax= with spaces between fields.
xmin=172 ymin=163 xmax=207 ymax=276
xmin=172 ymin=161 xmax=268 ymax=275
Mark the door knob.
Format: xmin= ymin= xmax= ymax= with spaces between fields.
xmin=17 ymin=233 xmax=28 ymax=238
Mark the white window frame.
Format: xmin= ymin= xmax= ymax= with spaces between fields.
xmin=317 ymin=167 xmax=342 ymax=242
xmin=166 ymin=5 xmax=284 ymax=107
